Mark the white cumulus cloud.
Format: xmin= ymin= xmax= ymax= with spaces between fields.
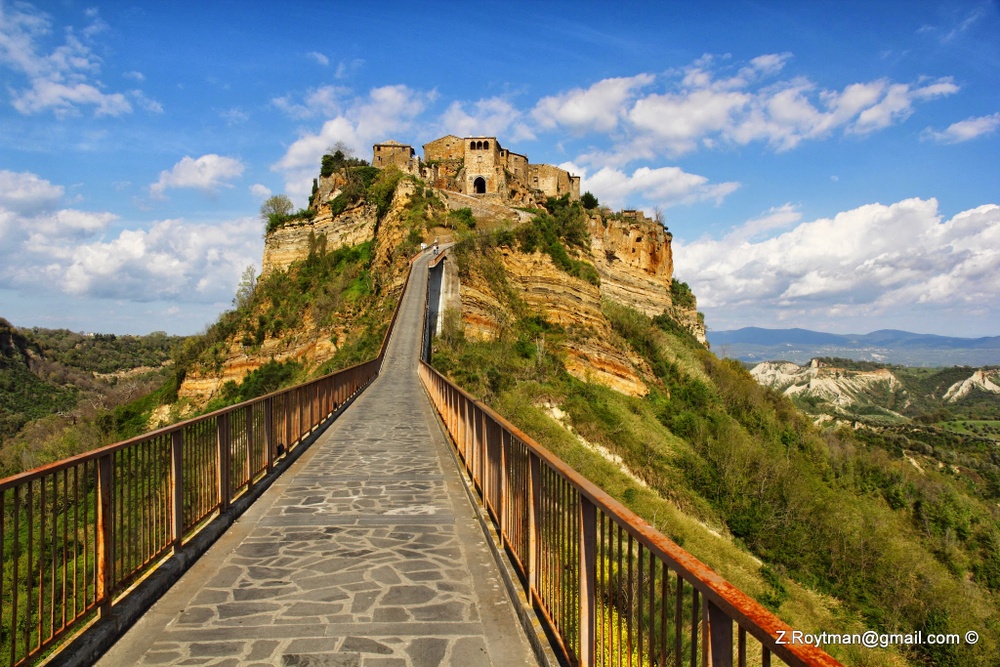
xmin=0 ymin=178 xmax=262 ymax=303
xmin=272 ymin=85 xmax=433 ymax=203
xmin=45 ymin=217 xmax=262 ymax=300
xmin=0 ymin=4 xmax=157 ymax=117
xmin=922 ymin=112 xmax=1000 ymax=143
xmin=0 ymin=169 xmax=64 ymax=213
xmin=567 ymin=162 xmax=740 ymax=211
xmin=250 ymin=183 xmax=272 ymax=199
xmin=543 ymin=55 xmax=960 ymax=165
xmin=441 ymin=97 xmax=534 ymax=142
xmin=533 ymin=74 xmax=654 ymax=133
xmin=674 ymin=198 xmax=1000 ymax=333
xmin=149 ymin=154 xmax=246 ymax=199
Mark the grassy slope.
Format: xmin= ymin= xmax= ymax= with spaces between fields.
xmin=431 ymin=212 xmax=998 ymax=666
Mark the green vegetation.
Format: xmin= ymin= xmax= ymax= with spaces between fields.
xmin=320 ymin=149 xmax=367 ymax=178
xmin=397 ymin=181 xmax=446 ymax=255
xmin=491 ymin=194 xmax=600 ymax=285
xmin=431 ymin=288 xmax=1000 ymax=664
xmin=0 ymin=330 xmax=77 ymax=442
xmin=580 ymin=191 xmax=599 ymax=210
xmin=328 ymin=165 xmax=381 ymax=217
xmin=261 ymin=194 xmax=316 ymax=235
xmin=446 ymin=206 xmax=476 ymax=231
xmin=0 ymin=318 xmax=184 ymax=476
xmin=204 ymin=359 xmax=302 ymax=412
xmin=669 ymin=278 xmax=697 ymax=310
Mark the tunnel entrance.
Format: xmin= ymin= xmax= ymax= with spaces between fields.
xmin=473 ymin=177 xmax=486 ymax=194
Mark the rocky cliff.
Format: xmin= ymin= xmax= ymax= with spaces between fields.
xmin=177 ymin=165 xmax=707 ymax=408
xmin=589 ymin=211 xmax=705 ymax=344
xmin=587 ymin=213 xmax=673 ymax=316
xmin=462 ymin=247 xmax=651 ymax=396
xmin=447 ymin=204 xmax=711 ymax=397
xmin=750 ymin=359 xmax=910 ymax=414
xmin=751 ymin=359 xmax=907 ymax=411
xmin=175 ymin=178 xmax=420 ymax=409
xmin=262 ymin=200 xmax=377 ymax=276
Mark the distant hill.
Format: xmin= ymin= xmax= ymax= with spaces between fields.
xmin=0 ymin=318 xmax=184 ymax=474
xmin=708 ymin=327 xmax=1000 ymax=366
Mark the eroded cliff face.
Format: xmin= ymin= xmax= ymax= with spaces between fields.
xmin=176 ymin=181 xmax=419 ymax=408
xmin=588 ymin=214 xmax=674 ymax=317
xmin=460 ymin=247 xmax=650 ymax=397
xmin=262 ymin=201 xmax=378 ymax=277
xmin=176 ymin=315 xmax=343 ymax=406
xmin=179 ymin=172 xmax=706 ymax=408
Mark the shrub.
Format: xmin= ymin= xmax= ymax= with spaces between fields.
xmin=448 ymin=207 xmax=476 ymax=230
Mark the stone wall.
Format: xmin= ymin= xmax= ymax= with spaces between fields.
xmin=424 ymin=135 xmax=465 ymax=162
xmin=530 ymin=164 xmax=576 ymax=199
xmin=372 ymin=141 xmax=418 ymax=175
xmin=399 ymin=135 xmax=580 ymax=204
xmin=501 ymin=149 xmax=530 ymax=184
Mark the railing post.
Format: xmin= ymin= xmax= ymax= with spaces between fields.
xmin=500 ymin=428 xmax=509 ymax=536
xmin=309 ymin=383 xmax=315 ymax=430
xmin=284 ymin=395 xmax=292 ymax=453
xmin=217 ymin=414 xmax=231 ymax=512
xmin=245 ymin=405 xmax=254 ymax=492
xmin=265 ymin=397 xmax=275 ymax=473
xmin=527 ymin=451 xmax=541 ymax=605
xmin=579 ymin=495 xmax=597 ymax=667
xmin=170 ymin=430 xmax=184 ymax=547
xmin=96 ymin=453 xmax=114 ymax=616
xmin=708 ymin=600 xmax=733 ymax=667
xmin=477 ymin=406 xmax=486 ymax=493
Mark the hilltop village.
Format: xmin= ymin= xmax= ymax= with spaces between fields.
xmin=371 ymin=135 xmax=580 ymax=205
xmin=187 ymin=134 xmax=706 ymax=404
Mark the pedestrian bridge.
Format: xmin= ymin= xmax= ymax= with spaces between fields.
xmin=0 ymin=252 xmax=840 ymax=667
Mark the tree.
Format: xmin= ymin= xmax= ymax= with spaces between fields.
xmin=328 ymin=141 xmax=353 ymax=160
xmin=580 ymin=191 xmax=599 ymax=210
xmin=260 ymin=194 xmax=294 ymax=234
xmin=233 ymin=265 xmax=258 ymax=311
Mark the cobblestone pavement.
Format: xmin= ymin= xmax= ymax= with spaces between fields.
xmin=98 ymin=252 xmax=537 ymax=666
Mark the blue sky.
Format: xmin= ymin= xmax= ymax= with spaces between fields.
xmin=0 ymin=1 xmax=997 ymax=337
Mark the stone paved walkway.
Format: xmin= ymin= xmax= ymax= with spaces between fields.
xmin=98 ymin=252 xmax=538 ymax=666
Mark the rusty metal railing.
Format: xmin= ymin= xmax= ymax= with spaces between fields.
xmin=0 ymin=362 xmax=374 ymax=666
xmin=0 ymin=256 xmax=416 ymax=667
xmin=418 ymin=362 xmax=843 ymax=667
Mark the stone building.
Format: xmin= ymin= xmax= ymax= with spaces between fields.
xmin=372 ymin=135 xmax=580 ymax=203
xmin=372 ymin=140 xmax=419 ymax=175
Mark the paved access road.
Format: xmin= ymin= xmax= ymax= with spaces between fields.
xmin=98 ymin=251 xmax=538 ymax=666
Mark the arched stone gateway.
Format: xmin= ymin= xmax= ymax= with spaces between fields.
xmin=473 ymin=176 xmax=486 ymax=194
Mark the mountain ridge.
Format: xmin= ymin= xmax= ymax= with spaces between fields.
xmin=708 ymin=326 xmax=1000 ymax=365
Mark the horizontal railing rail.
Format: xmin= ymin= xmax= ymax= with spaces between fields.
xmin=0 ymin=255 xmax=418 ymax=667
xmin=418 ymin=361 xmax=843 ymax=667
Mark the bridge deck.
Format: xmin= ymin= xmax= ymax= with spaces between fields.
xmin=98 ymin=253 xmax=537 ymax=666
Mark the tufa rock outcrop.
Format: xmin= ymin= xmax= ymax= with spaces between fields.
xmin=178 ymin=143 xmax=707 ymax=407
